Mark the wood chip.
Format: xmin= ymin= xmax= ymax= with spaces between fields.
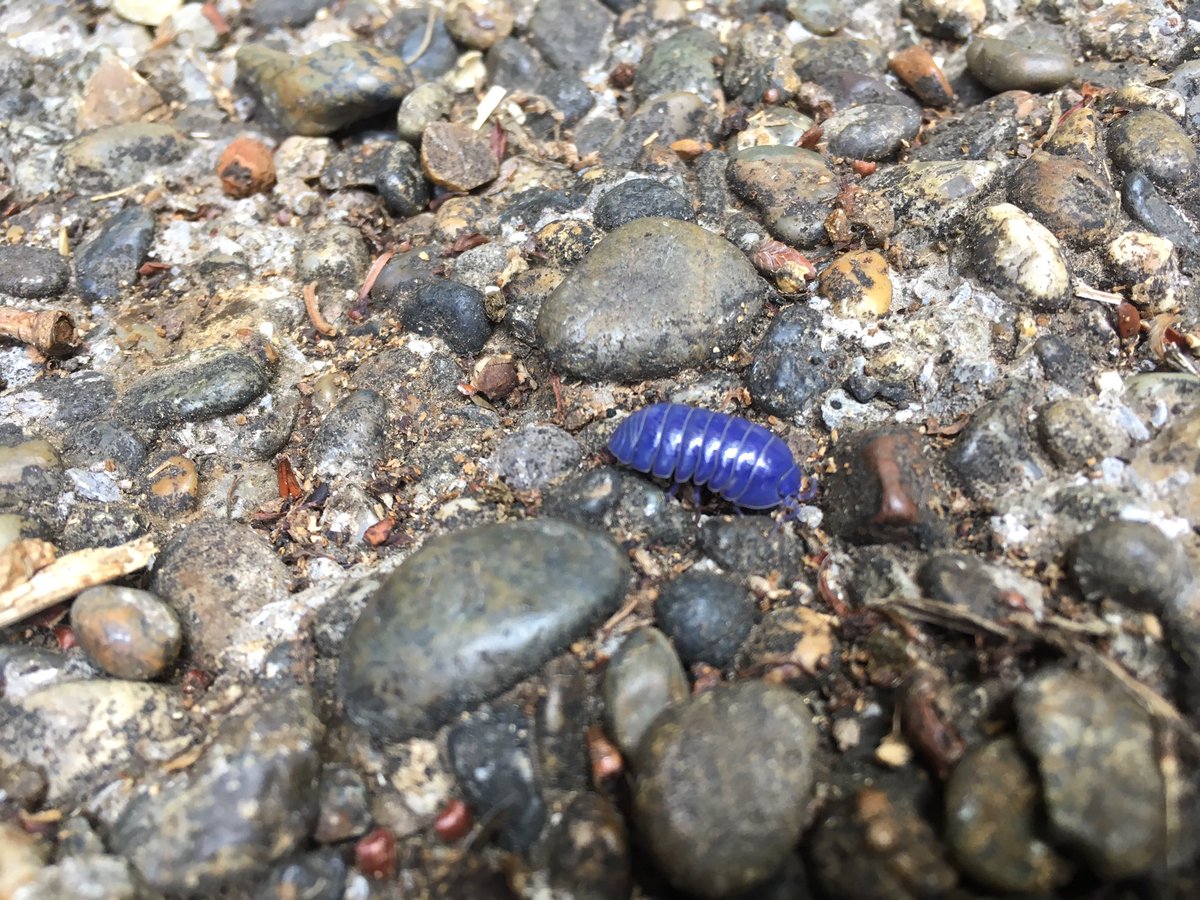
xmin=0 ymin=535 xmax=158 ymax=630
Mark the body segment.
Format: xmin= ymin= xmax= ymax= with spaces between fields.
xmin=607 ymin=403 xmax=806 ymax=510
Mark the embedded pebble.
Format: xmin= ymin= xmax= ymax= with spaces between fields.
xmin=297 ymin=224 xmax=370 ymax=294
xmin=116 ymin=348 xmax=268 ymax=428
xmin=77 ymin=54 xmax=165 ymax=131
xmin=727 ymin=146 xmax=838 ymax=247
xmin=150 ymin=519 xmax=291 ymax=667
xmin=971 ymin=203 xmax=1072 ymax=311
xmin=536 ymin=217 xmax=765 ymax=381
xmin=236 ymin=42 xmax=413 ymax=136
xmin=633 ymin=682 xmax=818 ymax=897
xmin=1015 ymin=667 xmax=1165 ymax=878
xmin=1069 ymin=520 xmax=1193 ymax=614
xmin=75 ymin=207 xmax=155 ymax=303
xmin=0 ymin=437 xmax=62 ymax=508
xmin=593 ymin=179 xmax=695 ymax=230
xmin=404 ymin=280 xmax=492 ymax=354
xmin=396 ymin=82 xmax=453 ymax=144
xmin=603 ymin=627 xmax=688 ymax=757
xmin=749 ymin=304 xmax=848 ymax=417
xmin=309 ymin=389 xmax=387 ymax=479
xmin=918 ymin=552 xmax=1045 ymax=622
xmin=69 ymin=585 xmax=182 ymax=680
xmin=489 ymin=423 xmax=581 ymax=490
xmin=793 ymin=38 xmax=885 ymax=81
xmin=633 ymin=27 xmax=723 ymax=104
xmin=0 ymin=680 xmax=191 ymax=806
xmin=445 ymin=0 xmax=514 ymax=50
xmin=787 ymin=0 xmax=848 ymax=35
xmin=1036 ymin=398 xmax=1130 ymax=468
xmin=0 ymin=245 xmax=69 ymax=299
xmin=1043 ymin=106 xmax=1104 ymax=168
xmin=902 ymin=0 xmax=984 ymax=39
xmin=1107 ymin=108 xmax=1197 ymax=189
xmin=600 ymin=91 xmax=713 ymax=168
xmin=527 ymin=0 xmax=613 ymax=72
xmin=60 ymin=123 xmax=192 ymax=192
xmin=823 ymin=103 xmax=921 ymax=161
xmin=420 ymin=121 xmax=499 ymax=192
xmin=145 ymin=453 xmax=199 ymax=517
xmin=1007 ymin=151 xmax=1118 ymax=248
xmin=337 ymin=519 xmax=629 ymax=740
xmin=314 ymin=765 xmax=371 ymax=843
xmin=819 ymin=250 xmax=893 ymax=318
xmin=965 ymin=35 xmax=1076 ymax=93
xmin=109 ymin=689 xmax=320 ymax=895
xmin=656 ymin=570 xmax=756 ymax=668
xmin=1121 ymin=171 xmax=1200 ymax=255
xmin=447 ymin=705 xmax=545 ymax=852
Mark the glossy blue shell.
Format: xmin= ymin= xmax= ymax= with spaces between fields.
xmin=607 ymin=403 xmax=802 ymax=510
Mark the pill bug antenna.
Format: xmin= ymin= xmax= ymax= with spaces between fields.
xmin=772 ymin=473 xmax=819 ymax=534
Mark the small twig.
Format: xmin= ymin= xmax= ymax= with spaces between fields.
xmin=1075 ymin=281 xmax=1124 ymax=305
xmin=403 ymin=5 xmax=437 ymax=66
xmin=0 ymin=536 xmax=158 ymax=630
xmin=303 ymin=280 xmax=337 ymax=337
xmin=0 ymin=306 xmax=79 ymax=356
xmin=88 ymin=185 xmax=138 ymax=202
xmin=357 ymin=250 xmax=394 ymax=304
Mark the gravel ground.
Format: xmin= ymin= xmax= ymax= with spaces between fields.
xmin=2 ymin=0 xmax=1200 ymax=897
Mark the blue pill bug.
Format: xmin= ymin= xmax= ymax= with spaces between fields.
xmin=606 ymin=403 xmax=816 ymax=511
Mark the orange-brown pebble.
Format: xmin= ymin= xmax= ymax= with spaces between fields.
xmin=69 ymin=585 xmax=182 ymax=680
xmin=819 ymin=250 xmax=893 ymax=318
xmin=217 ymin=137 xmax=276 ymax=198
xmin=147 ymin=454 xmax=199 ymax=516
xmin=888 ymin=45 xmax=955 ymax=107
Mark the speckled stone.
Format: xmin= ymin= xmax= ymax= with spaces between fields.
xmin=971 ymin=203 xmax=1071 ymax=311
xmin=60 ymin=122 xmax=192 ymax=191
xmin=536 ymin=217 xmax=765 ymax=381
xmin=236 ymin=42 xmax=413 ymax=136
xmin=902 ymin=0 xmax=985 ymax=40
xmin=526 ymin=0 xmax=613 ymax=73
xmin=404 ymin=280 xmax=492 ymax=354
xmin=1015 ymin=667 xmax=1165 ymax=878
xmin=633 ymin=682 xmax=818 ymax=897
xmin=75 ymin=207 xmax=155 ymax=303
xmin=69 ymin=585 xmax=182 ymax=680
xmin=0 ymin=245 xmax=69 ymax=299
xmin=1008 ymin=151 xmax=1118 ymax=248
xmin=150 ymin=519 xmax=291 ymax=667
xmin=1107 ymin=108 xmax=1197 ymax=189
xmin=593 ymin=178 xmax=695 ymax=230
xmin=420 ymin=121 xmax=499 ymax=192
xmin=819 ymin=250 xmax=893 ymax=318
xmin=489 ymin=423 xmax=581 ymax=490
xmin=109 ymin=688 xmax=320 ymax=894
xmin=0 ymin=680 xmax=190 ymax=806
xmin=633 ymin=27 xmax=722 ymax=104
xmin=749 ymin=304 xmax=849 ymax=418
xmin=297 ymin=224 xmax=369 ymax=294
xmin=116 ymin=348 xmax=268 ymax=429
xmin=337 ymin=519 xmax=629 ymax=740
xmin=823 ymin=103 xmax=921 ymax=161
xmin=727 ymin=146 xmax=838 ymax=247
xmin=950 ymin=739 xmax=1075 ymax=897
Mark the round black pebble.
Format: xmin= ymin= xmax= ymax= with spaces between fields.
xmin=593 ymin=179 xmax=695 ymax=231
xmin=656 ymin=570 xmax=755 ymax=667
xmin=376 ymin=141 xmax=429 ymax=217
xmin=404 ymin=280 xmax=492 ymax=354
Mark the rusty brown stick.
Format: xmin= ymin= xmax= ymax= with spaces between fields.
xmin=0 ymin=306 xmax=79 ymax=356
xmin=302 ymin=281 xmax=336 ymax=337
